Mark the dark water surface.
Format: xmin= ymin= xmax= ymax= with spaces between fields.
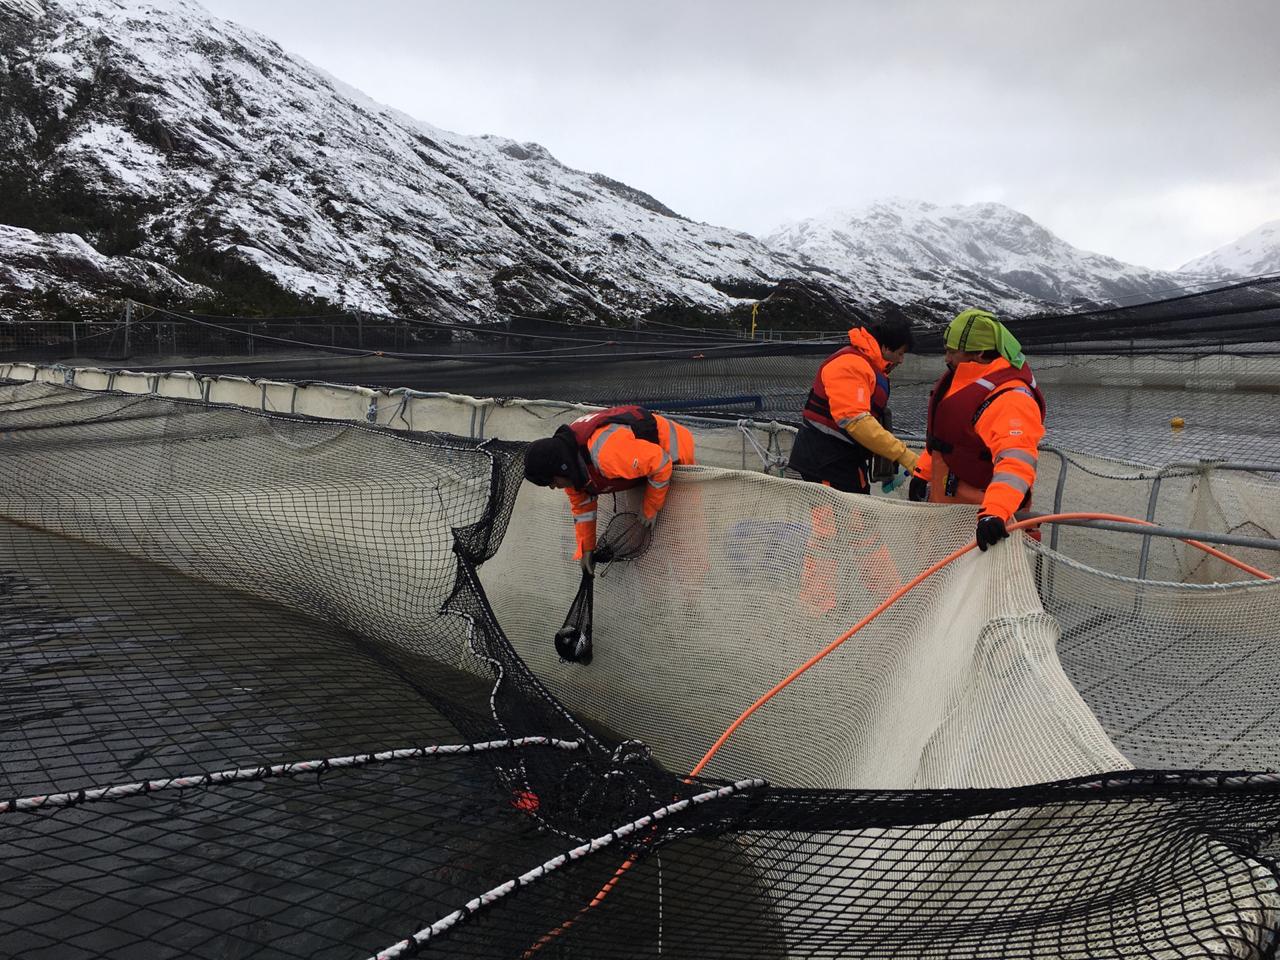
xmin=0 ymin=521 xmax=549 ymax=959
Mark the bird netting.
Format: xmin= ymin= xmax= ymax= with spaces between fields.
xmin=21 ymin=281 xmax=1270 ymax=471
xmin=0 ymin=378 xmax=1277 ymax=960
xmin=4 ymin=275 xmax=1279 ymax=366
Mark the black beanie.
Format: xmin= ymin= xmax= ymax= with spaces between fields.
xmin=524 ymin=433 xmax=578 ymax=486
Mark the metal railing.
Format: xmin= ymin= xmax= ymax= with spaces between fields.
xmin=1027 ymin=511 xmax=1280 ymax=556
xmin=903 ymin=432 xmax=1279 ymax=578
xmin=1135 ymin=462 xmax=1280 ymax=578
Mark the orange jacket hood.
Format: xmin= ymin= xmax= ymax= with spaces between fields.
xmin=846 ymin=327 xmax=887 ymax=375
xmin=944 ymin=355 xmax=1014 ymax=396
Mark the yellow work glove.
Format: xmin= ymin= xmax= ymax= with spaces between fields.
xmin=845 ymin=416 xmax=917 ymax=473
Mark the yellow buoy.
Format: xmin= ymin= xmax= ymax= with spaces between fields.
xmin=1170 ymin=417 xmax=1185 ymax=429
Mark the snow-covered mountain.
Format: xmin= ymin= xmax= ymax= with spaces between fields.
xmin=765 ymin=199 xmax=1187 ymax=317
xmin=0 ymin=0 xmax=1246 ymax=332
xmin=1179 ymin=220 xmax=1280 ymax=281
xmin=1 ymin=0 xmax=828 ymax=327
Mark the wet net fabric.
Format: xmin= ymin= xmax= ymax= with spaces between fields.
xmin=0 ymin=379 xmax=1278 ymax=959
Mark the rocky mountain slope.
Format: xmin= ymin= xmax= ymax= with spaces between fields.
xmin=0 ymin=222 xmax=204 ymax=322
xmin=1 ymin=0 xmax=829 ymax=327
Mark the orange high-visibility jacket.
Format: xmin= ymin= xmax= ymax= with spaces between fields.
xmin=913 ymin=357 xmax=1045 ymax=521
xmin=566 ymin=414 xmax=696 ymax=558
xmin=811 ymin=326 xmax=888 ymax=431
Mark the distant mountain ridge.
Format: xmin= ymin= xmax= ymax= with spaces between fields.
xmin=763 ymin=199 xmax=1194 ymax=317
xmin=1179 ymin=220 xmax=1280 ymax=280
xmin=0 ymin=0 xmax=1273 ymax=331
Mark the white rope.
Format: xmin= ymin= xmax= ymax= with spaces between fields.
xmin=0 ymin=737 xmax=582 ymax=814
xmin=656 ymin=849 xmax=664 ymax=957
xmin=368 ymin=777 xmax=767 ymax=959
xmin=1083 ymin=771 xmax=1280 ymax=791
xmin=736 ymin=420 xmax=788 ymax=472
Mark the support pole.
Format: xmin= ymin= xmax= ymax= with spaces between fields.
xmin=1022 ymin=511 xmax=1280 ymax=555
xmin=1136 ymin=474 xmax=1164 ymax=578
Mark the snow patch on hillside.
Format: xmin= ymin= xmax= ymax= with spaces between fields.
xmin=1180 ymin=220 xmax=1280 ymax=280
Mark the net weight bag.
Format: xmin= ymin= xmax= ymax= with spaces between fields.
xmin=552 ymin=513 xmax=652 ymax=666
xmin=555 ymin=570 xmax=594 ymax=664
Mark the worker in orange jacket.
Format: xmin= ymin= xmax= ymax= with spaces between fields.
xmin=909 ymin=309 xmax=1046 ymax=551
xmin=523 ymin=405 xmax=696 ymax=573
xmin=787 ymin=319 xmax=919 ymax=494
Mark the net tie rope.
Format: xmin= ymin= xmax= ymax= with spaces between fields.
xmin=519 ymin=509 xmax=1276 ymax=956
xmin=0 ymin=738 xmax=583 ymax=814
xmin=737 ymin=419 xmax=789 ymax=471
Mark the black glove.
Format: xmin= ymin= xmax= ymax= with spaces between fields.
xmin=907 ymin=476 xmax=929 ymax=502
xmin=975 ymin=514 xmax=1009 ymax=551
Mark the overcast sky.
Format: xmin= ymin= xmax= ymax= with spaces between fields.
xmin=200 ymin=0 xmax=1280 ymax=271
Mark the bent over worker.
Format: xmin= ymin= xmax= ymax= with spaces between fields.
xmin=909 ymin=309 xmax=1046 ymax=551
xmin=522 ymin=405 xmax=696 ymax=573
xmin=787 ymin=320 xmax=919 ymax=494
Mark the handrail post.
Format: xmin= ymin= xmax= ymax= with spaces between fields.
xmin=1136 ymin=474 xmax=1164 ymax=579
xmin=1049 ymin=447 xmax=1069 ymax=552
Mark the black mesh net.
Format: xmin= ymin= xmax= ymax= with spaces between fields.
xmin=594 ymin=512 xmax=654 ymax=566
xmin=1008 ymin=274 xmax=1280 ymax=354
xmin=555 ymin=572 xmax=595 ymax=665
xmin=0 ymin=380 xmax=1277 ymax=959
xmin=5 ymin=276 xmax=1280 ymax=367
xmin=12 ymin=277 xmax=1272 ymax=468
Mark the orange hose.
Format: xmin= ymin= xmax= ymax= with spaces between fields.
xmin=527 ymin=510 xmax=1274 ymax=954
xmin=691 ymin=510 xmax=1271 ymax=778
xmin=521 ymin=853 xmax=639 ymax=956
xmin=687 ymin=542 xmax=971 ymax=778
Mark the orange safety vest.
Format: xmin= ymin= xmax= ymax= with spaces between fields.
xmin=563 ymin=406 xmax=663 ymax=495
xmin=561 ymin=407 xmax=696 ymax=557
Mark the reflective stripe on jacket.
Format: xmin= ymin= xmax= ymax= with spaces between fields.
xmin=801 ymin=327 xmax=890 ymax=448
xmin=561 ymin=407 xmax=696 ymax=557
